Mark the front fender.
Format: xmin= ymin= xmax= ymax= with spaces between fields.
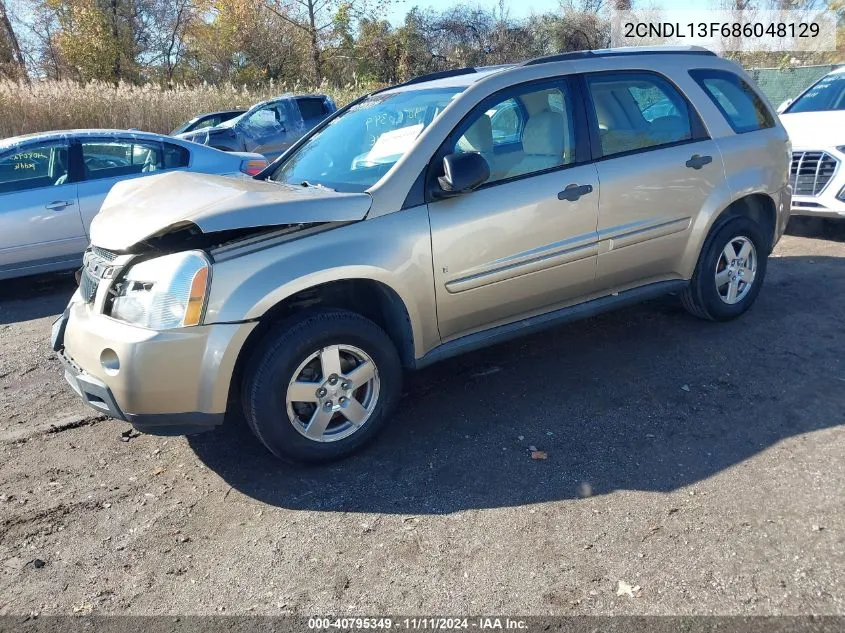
xmin=204 ymin=205 xmax=440 ymax=359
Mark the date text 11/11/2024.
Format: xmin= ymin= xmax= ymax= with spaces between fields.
xmin=307 ymin=617 xmax=529 ymax=630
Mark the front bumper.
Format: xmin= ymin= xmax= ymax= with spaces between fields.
xmin=54 ymin=296 xmax=256 ymax=436
xmin=789 ymin=146 xmax=845 ymax=219
xmin=791 ymin=196 xmax=845 ymax=219
xmin=774 ymin=184 xmax=792 ymax=245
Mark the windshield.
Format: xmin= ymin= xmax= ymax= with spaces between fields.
xmin=171 ymin=119 xmax=197 ymax=135
xmin=786 ymin=72 xmax=845 ymax=113
xmin=271 ymin=87 xmax=463 ymax=192
xmin=217 ymin=111 xmax=246 ymax=128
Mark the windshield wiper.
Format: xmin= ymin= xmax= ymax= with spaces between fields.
xmin=299 ymin=180 xmax=335 ymax=191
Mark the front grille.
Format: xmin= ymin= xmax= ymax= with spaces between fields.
xmin=78 ymin=247 xmax=117 ymax=303
xmin=91 ymin=245 xmax=117 ymax=262
xmin=79 ymin=266 xmax=98 ymax=302
xmin=790 ymin=151 xmax=838 ymax=196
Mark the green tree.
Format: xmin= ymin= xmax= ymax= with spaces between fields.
xmin=43 ymin=0 xmax=147 ymax=82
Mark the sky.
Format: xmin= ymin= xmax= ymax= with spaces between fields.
xmin=385 ymin=0 xmax=559 ymax=23
xmin=385 ymin=0 xmax=720 ymax=26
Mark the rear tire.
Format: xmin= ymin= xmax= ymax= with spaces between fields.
xmin=681 ymin=216 xmax=768 ymax=321
xmin=241 ymin=309 xmax=402 ymax=463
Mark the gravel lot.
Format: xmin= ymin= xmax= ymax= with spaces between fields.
xmin=0 ymin=224 xmax=843 ymax=616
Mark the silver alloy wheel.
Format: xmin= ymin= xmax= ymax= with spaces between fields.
xmin=285 ymin=344 xmax=380 ymax=442
xmin=715 ymin=235 xmax=757 ymax=305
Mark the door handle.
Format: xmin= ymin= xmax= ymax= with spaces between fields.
xmin=685 ymin=154 xmax=713 ymax=170
xmin=557 ymin=183 xmax=593 ymax=202
xmin=45 ymin=200 xmax=74 ymax=210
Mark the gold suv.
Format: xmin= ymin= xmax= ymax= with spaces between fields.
xmin=53 ymin=47 xmax=792 ymax=462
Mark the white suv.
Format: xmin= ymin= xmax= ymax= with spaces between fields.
xmin=778 ymin=66 xmax=845 ymax=219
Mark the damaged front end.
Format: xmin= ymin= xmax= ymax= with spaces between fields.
xmin=54 ymin=166 xmax=373 ymax=435
xmin=72 ymin=168 xmax=373 ymax=325
xmin=77 ymin=219 xmax=342 ymax=334
xmin=89 ymin=170 xmax=372 ymax=252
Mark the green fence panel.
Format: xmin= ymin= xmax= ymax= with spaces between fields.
xmin=747 ymin=64 xmax=841 ymax=109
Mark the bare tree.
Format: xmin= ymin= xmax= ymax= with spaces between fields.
xmin=263 ymin=0 xmax=336 ymax=80
xmin=0 ymin=0 xmax=28 ymax=80
xmin=149 ymin=0 xmax=199 ymax=85
xmin=264 ymin=0 xmax=386 ymax=81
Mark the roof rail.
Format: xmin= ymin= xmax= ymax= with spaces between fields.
xmin=523 ymin=46 xmax=716 ymax=66
xmin=393 ymin=67 xmax=478 ymax=88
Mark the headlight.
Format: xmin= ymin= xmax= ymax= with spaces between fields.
xmin=110 ymin=251 xmax=210 ymax=329
xmin=837 ymin=146 xmax=845 ymax=154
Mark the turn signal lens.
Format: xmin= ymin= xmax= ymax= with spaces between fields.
xmin=183 ymin=266 xmax=209 ymax=326
xmin=241 ymin=158 xmax=268 ymax=176
xmin=110 ymin=251 xmax=210 ymax=330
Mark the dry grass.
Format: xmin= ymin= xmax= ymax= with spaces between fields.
xmin=0 ymin=80 xmax=375 ymax=139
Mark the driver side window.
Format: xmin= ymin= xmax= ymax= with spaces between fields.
xmin=0 ymin=142 xmax=71 ymax=194
xmin=245 ymin=104 xmax=286 ymax=130
xmin=487 ymin=99 xmax=524 ymax=146
xmin=451 ymin=82 xmax=577 ymax=186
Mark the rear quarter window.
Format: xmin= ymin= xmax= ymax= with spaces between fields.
xmin=690 ymin=69 xmax=775 ymax=134
xmin=163 ymin=143 xmax=190 ymax=168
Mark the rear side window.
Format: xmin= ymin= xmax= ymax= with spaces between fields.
xmin=163 ymin=143 xmax=189 ymax=168
xmin=690 ymin=69 xmax=775 ymax=134
xmin=81 ymin=139 xmax=188 ymax=180
xmin=585 ymin=72 xmax=696 ymax=158
xmin=297 ymin=97 xmax=330 ymax=120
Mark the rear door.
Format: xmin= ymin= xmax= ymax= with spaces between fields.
xmin=582 ymin=70 xmax=725 ymax=290
xmin=76 ymin=137 xmax=190 ymax=232
xmin=0 ymin=139 xmax=85 ymax=278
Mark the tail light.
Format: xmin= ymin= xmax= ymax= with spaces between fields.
xmin=240 ymin=158 xmax=268 ymax=176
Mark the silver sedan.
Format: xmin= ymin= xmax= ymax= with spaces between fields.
xmin=0 ymin=129 xmax=267 ymax=280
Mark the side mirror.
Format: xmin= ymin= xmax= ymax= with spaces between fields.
xmin=436 ymin=152 xmax=490 ymax=197
xmin=777 ymin=99 xmax=793 ymax=114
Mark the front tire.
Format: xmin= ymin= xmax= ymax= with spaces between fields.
xmin=241 ymin=309 xmax=402 ymax=463
xmin=681 ymin=216 xmax=769 ymax=321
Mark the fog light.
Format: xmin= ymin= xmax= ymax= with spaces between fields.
xmin=837 ymin=185 xmax=845 ymax=202
xmin=100 ymin=348 xmax=120 ymax=375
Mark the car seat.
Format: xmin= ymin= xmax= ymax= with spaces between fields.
xmin=456 ymin=114 xmax=498 ymax=181
xmin=53 ymin=148 xmax=69 ymax=185
xmin=505 ymin=111 xmax=566 ymax=178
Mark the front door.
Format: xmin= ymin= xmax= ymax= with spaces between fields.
xmin=0 ymin=139 xmax=85 ymax=277
xmin=582 ymin=71 xmax=726 ymax=290
xmin=428 ymin=78 xmax=600 ymax=341
xmin=240 ymin=102 xmax=298 ymax=160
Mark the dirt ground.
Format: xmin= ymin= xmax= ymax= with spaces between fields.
xmin=0 ymin=222 xmax=843 ymax=616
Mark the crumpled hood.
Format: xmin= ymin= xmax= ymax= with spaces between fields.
xmin=779 ymin=111 xmax=845 ymax=149
xmin=89 ymin=171 xmax=372 ymax=251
